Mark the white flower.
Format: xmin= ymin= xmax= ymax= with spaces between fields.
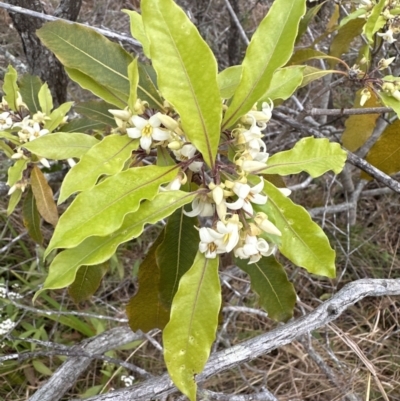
xmin=262 ymin=100 xmax=274 ymax=122
xmin=121 ymin=375 xmax=135 ymax=387
xmin=29 ymin=122 xmax=49 ymax=142
xmin=184 ymin=194 xmax=214 ymax=217
xmin=0 ymin=318 xmax=15 ymax=335
xmin=254 ymin=212 xmax=281 ymax=236
xmin=213 ymin=218 xmax=241 ymax=252
xmin=199 ymin=227 xmax=224 ymax=258
xmin=0 ymin=112 xmax=12 ymax=130
xmin=127 ymin=113 xmax=170 ymax=152
xmin=226 ymin=179 xmax=267 ymax=217
xmin=234 ymin=234 xmax=274 ymax=264
xmin=377 ymin=29 xmax=396 ymax=44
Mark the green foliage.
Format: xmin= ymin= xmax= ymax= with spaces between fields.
xmin=3 ymin=65 xmax=19 ymax=111
xmin=19 ymin=74 xmax=42 ymax=113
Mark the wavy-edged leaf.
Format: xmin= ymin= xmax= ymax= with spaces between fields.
xmin=19 ymin=74 xmax=42 ymax=113
xmin=261 ymin=181 xmax=336 ymax=278
xmin=3 ymin=65 xmax=19 ymax=111
xmin=65 ymin=67 xmax=127 ymax=108
xmin=7 ymin=159 xmax=28 ymax=188
xmin=30 ymin=165 xmax=58 ymax=226
xmin=35 ymin=191 xmax=195 ymax=298
xmin=37 ymin=21 xmax=133 ymax=104
xmin=46 ymin=165 xmax=179 ymax=255
xmin=236 ymin=255 xmax=295 ymax=322
xmin=23 ymin=133 xmax=99 ymax=160
xmin=222 ymin=0 xmax=306 ymax=129
xmin=142 ymin=0 xmax=222 ymax=168
xmin=342 ymin=89 xmax=379 ymax=151
xmin=123 ymin=9 xmax=151 ymax=58
xmin=362 ymin=119 xmax=400 ymax=179
xmin=126 ymin=233 xmax=169 ymax=332
xmin=263 ymin=137 xmax=347 ymax=177
xmin=38 ymin=83 xmax=53 ymax=116
xmin=217 ymin=65 xmax=242 ymax=99
xmin=68 ymin=262 xmax=109 ymax=303
xmin=157 ymin=208 xmax=198 ymax=308
xmin=58 ymin=134 xmax=138 ymax=204
xmin=163 ymin=252 xmax=220 ymax=401
xmin=260 ymin=66 xmax=304 ymax=103
xmin=23 ymin=188 xmax=43 ymax=245
xmin=128 ymin=58 xmax=139 ymax=111
xmin=363 ymin=0 xmax=386 ymax=44
xmin=74 ymin=101 xmax=116 ymax=126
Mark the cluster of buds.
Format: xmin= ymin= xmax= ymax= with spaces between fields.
xmin=110 ymin=98 xmax=289 ymax=265
xmin=382 ymin=79 xmax=400 ymax=100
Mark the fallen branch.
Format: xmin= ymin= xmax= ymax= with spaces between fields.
xmin=311 ymin=107 xmax=392 ymax=116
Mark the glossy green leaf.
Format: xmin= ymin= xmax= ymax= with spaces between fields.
xmin=0 ymin=131 xmax=20 ymax=145
xmin=46 ymin=165 xmax=179 ymax=255
xmin=362 ymin=119 xmax=400 ymax=179
xmin=22 ymin=188 xmax=43 ymax=245
xmin=261 ymin=181 xmax=336 ymax=278
xmin=163 ymin=252 xmax=220 ymax=401
xmin=74 ymin=101 xmax=116 ymax=126
xmin=263 ymin=137 xmax=347 ymax=177
xmin=339 ymin=8 xmax=366 ymax=28
xmin=68 ymin=262 xmax=109 ymax=303
xmin=301 ymin=66 xmax=337 ymax=87
xmin=37 ymin=21 xmax=133 ymax=104
xmin=377 ymin=91 xmax=400 ymax=119
xmin=289 ymin=48 xmax=328 ymax=65
xmin=19 ymin=74 xmax=42 ymax=113
xmin=58 ymin=134 xmax=138 ymax=204
xmin=65 ymin=67 xmax=127 ymax=108
xmin=7 ymin=159 xmax=28 ymax=188
xmin=3 ymin=65 xmax=19 ymax=111
xmin=217 ymin=65 xmax=242 ymax=99
xmin=142 ymin=0 xmax=222 ymax=168
xmin=30 ymin=165 xmax=58 ymax=227
xmin=35 ymin=191 xmax=195 ymax=297
xmin=363 ymin=0 xmax=386 ymax=44
xmin=123 ymin=9 xmax=151 ymax=57
xmin=296 ymin=1 xmax=325 ymax=44
xmin=60 ymin=117 xmax=106 ymax=133
xmin=23 ymin=133 xmax=99 ymax=160
xmin=222 ymin=0 xmax=306 ymax=129
xmin=260 ymin=66 xmax=304 ymax=103
xmin=157 ymin=208 xmax=198 ymax=308
xmin=7 ymin=188 xmax=22 ymax=215
xmin=38 ymin=83 xmax=53 ymax=116
xmin=126 ymin=233 xmax=169 ymax=332
xmin=137 ymin=63 xmax=164 ymax=110
xmin=236 ymin=255 xmax=296 ymax=322
xmin=44 ymin=101 xmax=73 ymax=132
xmin=128 ymin=58 xmax=139 ymax=111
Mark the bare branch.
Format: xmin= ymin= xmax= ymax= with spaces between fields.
xmin=66 ymin=278 xmax=400 ymax=401
xmin=311 ymin=107 xmax=392 ymax=116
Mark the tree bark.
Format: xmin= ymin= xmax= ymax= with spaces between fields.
xmin=6 ymin=0 xmax=82 ymax=106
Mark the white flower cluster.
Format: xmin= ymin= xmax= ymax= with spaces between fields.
xmin=0 ymin=318 xmax=15 ymax=336
xmin=121 ymin=375 xmax=135 ymax=387
xmin=0 ymin=284 xmax=23 ymax=300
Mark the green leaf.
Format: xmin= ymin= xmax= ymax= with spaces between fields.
xmin=74 ymin=101 xmax=116 ymax=126
xmin=362 ymin=119 xmax=400 ymax=179
xmin=363 ymin=0 xmax=386 ymax=44
xmin=260 ymin=66 xmax=304 ymax=103
xmin=7 ymin=159 xmax=28 ymax=188
xmin=260 ymin=181 xmax=336 ymax=278
xmin=68 ymin=262 xmax=109 ymax=303
xmin=58 ymin=134 xmax=138 ymax=204
xmin=263 ymin=137 xmax=347 ymax=177
xmin=44 ymin=102 xmax=74 ymax=132
xmin=142 ymin=0 xmax=222 ymax=168
xmin=30 ymin=165 xmax=58 ymax=227
xmin=342 ymin=89 xmax=379 ymax=151
xmin=377 ymin=90 xmax=400 ymax=119
xmin=19 ymin=74 xmax=42 ymax=113
xmin=0 ymin=140 xmax=13 ymax=158
xmin=0 ymin=131 xmax=20 ymax=145
xmin=126 ymin=233 xmax=169 ymax=332
xmin=222 ymin=0 xmax=306 ymax=129
xmin=46 ymin=165 xmax=179 ymax=255
xmin=123 ymin=9 xmax=151 ymax=57
xmin=37 ymin=21 xmax=133 ymax=105
xmin=35 ymin=191 xmax=195 ymax=297
xmin=157 ymin=146 xmax=176 ymax=166
xmin=217 ymin=65 xmax=242 ymax=99
xmin=3 ymin=65 xmax=19 ymax=111
xmin=339 ymin=8 xmax=366 ymax=28
xmin=137 ymin=63 xmax=164 ymax=110
xmin=23 ymin=133 xmax=99 ymax=160
xmin=296 ymin=1 xmax=325 ymax=44
xmin=163 ymin=252 xmax=220 ymax=401
xmin=128 ymin=58 xmax=139 ymax=111
xmin=289 ymin=48 xmax=328 ymax=65
xmin=32 ymin=360 xmax=52 ymax=376
xmin=60 ymin=117 xmax=106 ymax=133
xmin=156 ymin=208 xmax=198 ymax=308
xmin=65 ymin=67 xmax=127 ymax=108
xmin=301 ymin=66 xmax=337 ymax=87
xmin=7 ymin=188 xmax=23 ymax=215
xmin=236 ymin=255 xmax=296 ymax=322
xmin=22 ymin=188 xmax=43 ymax=245
xmin=38 ymin=83 xmax=53 ymax=116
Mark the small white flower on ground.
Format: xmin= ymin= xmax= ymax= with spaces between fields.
xmin=127 ymin=113 xmax=170 ymax=152
xmin=121 ymin=375 xmax=135 ymax=387
xmin=0 ymin=318 xmax=15 ymax=335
